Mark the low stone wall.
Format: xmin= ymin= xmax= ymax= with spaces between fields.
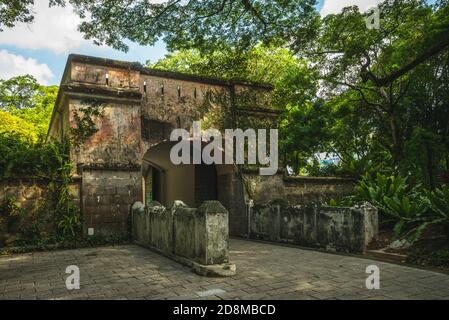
xmin=132 ymin=200 xmax=236 ymax=276
xmin=0 ymin=179 xmax=81 ymax=247
xmin=250 ymin=201 xmax=378 ymax=253
xmin=1 ymin=179 xmax=48 ymax=207
xmin=242 ymin=170 xmax=355 ymax=205
xmin=283 ymin=176 xmax=355 ymax=204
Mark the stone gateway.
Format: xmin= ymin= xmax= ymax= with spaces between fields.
xmin=46 ymin=54 xmax=279 ymax=237
xmin=46 ymin=54 xmax=365 ymax=250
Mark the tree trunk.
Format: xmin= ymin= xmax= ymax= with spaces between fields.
xmin=426 ymin=145 xmax=436 ymax=190
xmin=379 ymin=86 xmax=402 ymax=165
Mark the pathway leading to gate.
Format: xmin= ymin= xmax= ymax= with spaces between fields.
xmin=1 ymin=239 xmax=449 ymax=300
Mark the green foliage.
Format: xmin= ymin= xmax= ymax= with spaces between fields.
xmin=0 ymin=75 xmax=57 ymax=142
xmin=424 ymin=186 xmax=449 ymax=222
xmin=0 ymin=195 xmax=22 ymax=247
xmin=0 ymin=133 xmax=64 ymax=179
xmin=59 ymin=0 xmax=319 ymax=53
xmin=0 ymin=195 xmax=22 ymax=217
xmin=48 ymin=140 xmax=83 ymax=240
xmin=353 ymin=173 xmax=426 ymax=236
xmin=0 ymin=78 xmax=106 ymax=247
xmin=349 ymin=173 xmax=449 ymax=243
xmin=308 ymin=1 xmax=449 ymax=181
xmin=355 ymin=173 xmax=410 ymax=205
xmin=280 ymin=102 xmax=331 ymax=174
xmin=409 ymin=248 xmax=449 ymax=267
xmin=0 ymin=110 xmax=38 ymax=143
xmin=0 ymin=0 xmax=34 ymax=31
xmin=409 ymin=186 xmax=449 ymax=242
xmin=0 ymin=75 xmax=41 ymax=110
xmin=57 ymin=211 xmax=81 ymax=238
xmin=0 ymin=137 xmax=82 ymax=247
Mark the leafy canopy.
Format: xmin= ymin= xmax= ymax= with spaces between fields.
xmin=0 ymin=75 xmax=57 ymax=141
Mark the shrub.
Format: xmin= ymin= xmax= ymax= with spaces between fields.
xmin=348 ymin=172 xmax=449 ymax=243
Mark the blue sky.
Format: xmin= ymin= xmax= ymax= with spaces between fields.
xmin=0 ymin=0 xmax=388 ymax=85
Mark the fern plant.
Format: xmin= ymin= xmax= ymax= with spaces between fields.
xmin=405 ymin=186 xmax=449 ymax=243
xmin=355 ymin=173 xmax=409 ymax=204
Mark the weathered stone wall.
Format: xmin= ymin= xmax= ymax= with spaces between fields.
xmin=140 ymin=74 xmax=226 ymax=129
xmin=71 ymin=61 xmax=140 ymax=89
xmin=0 ymin=179 xmax=80 ymax=247
xmin=283 ymin=176 xmax=355 ymax=204
xmin=82 ymin=169 xmax=141 ymax=235
xmin=217 ymin=171 xmax=248 ymax=237
xmin=132 ymin=200 xmax=230 ymax=266
xmin=250 ymin=202 xmax=378 ymax=253
xmin=243 ymin=170 xmax=355 ymax=205
xmin=138 ymin=73 xmax=277 ymax=155
xmin=69 ymin=100 xmax=142 ymax=168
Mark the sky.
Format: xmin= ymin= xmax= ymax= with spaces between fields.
xmin=0 ymin=0 xmax=387 ymax=85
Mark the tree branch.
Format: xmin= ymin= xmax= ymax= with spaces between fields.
xmin=373 ymin=35 xmax=449 ymax=86
xmin=240 ymin=0 xmax=267 ymax=27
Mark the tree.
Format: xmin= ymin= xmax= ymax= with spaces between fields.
xmin=150 ymin=45 xmax=319 ymax=173
xmin=0 ymin=75 xmax=58 ymax=141
xmin=37 ymin=0 xmax=447 ymax=85
xmin=0 ymin=0 xmax=34 ymax=31
xmin=0 ymin=110 xmax=38 ymax=142
xmin=0 ymin=75 xmax=41 ymax=111
xmin=65 ymin=0 xmax=320 ymax=52
xmin=307 ymin=1 xmax=449 ymax=166
xmin=0 ymin=0 xmax=65 ymax=31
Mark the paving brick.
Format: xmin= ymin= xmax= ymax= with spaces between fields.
xmin=0 ymin=239 xmax=449 ymax=300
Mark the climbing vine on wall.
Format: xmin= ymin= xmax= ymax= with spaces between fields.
xmin=49 ymin=140 xmax=82 ymax=240
xmin=54 ymin=99 xmax=105 ymax=241
xmin=70 ymin=99 xmax=105 ymax=148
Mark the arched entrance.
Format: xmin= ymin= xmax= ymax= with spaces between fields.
xmin=142 ymin=140 xmax=233 ymax=208
xmin=142 ymin=140 xmax=248 ymax=236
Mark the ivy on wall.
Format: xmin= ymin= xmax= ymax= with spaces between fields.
xmin=71 ymin=99 xmax=105 ymax=148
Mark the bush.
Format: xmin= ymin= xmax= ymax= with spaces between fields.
xmin=0 ymin=135 xmax=83 ymax=247
xmin=0 ymin=133 xmax=65 ymax=179
xmin=347 ymin=172 xmax=449 ymax=243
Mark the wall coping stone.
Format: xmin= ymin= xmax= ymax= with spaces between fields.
xmin=283 ymin=175 xmax=356 ymax=183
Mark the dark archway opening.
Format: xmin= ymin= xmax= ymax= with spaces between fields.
xmin=152 ymin=168 xmax=161 ymax=202
xmin=194 ymin=163 xmax=218 ymax=207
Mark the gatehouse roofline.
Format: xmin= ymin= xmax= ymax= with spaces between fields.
xmin=46 ymin=53 xmax=275 ymax=143
xmin=67 ymin=53 xmax=274 ymax=89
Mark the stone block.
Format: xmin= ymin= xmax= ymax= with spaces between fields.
xmin=132 ymin=200 xmax=234 ymax=276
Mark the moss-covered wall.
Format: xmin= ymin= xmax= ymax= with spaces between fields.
xmin=250 ymin=202 xmax=378 ymax=253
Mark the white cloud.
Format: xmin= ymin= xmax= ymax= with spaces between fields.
xmin=0 ymin=2 xmax=88 ymax=54
xmin=0 ymin=50 xmax=54 ymax=84
xmin=320 ymin=0 xmax=381 ymax=16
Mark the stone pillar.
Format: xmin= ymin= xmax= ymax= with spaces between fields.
xmin=198 ymin=201 xmax=230 ymax=265
xmin=360 ymin=202 xmax=379 ymax=247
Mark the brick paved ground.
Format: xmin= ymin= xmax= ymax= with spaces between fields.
xmin=1 ymin=239 xmax=449 ymax=300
